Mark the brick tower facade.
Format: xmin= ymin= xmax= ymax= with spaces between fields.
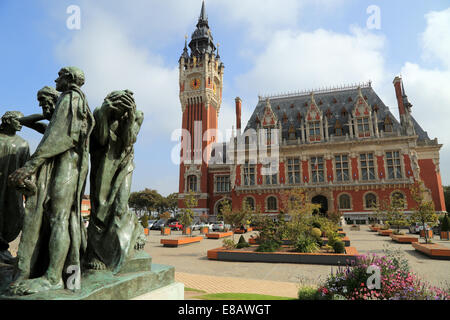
xmin=178 ymin=1 xmax=224 ymax=214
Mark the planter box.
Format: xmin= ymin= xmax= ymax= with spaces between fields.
xmin=182 ymin=227 xmax=192 ymax=236
xmin=234 ymin=229 xmax=246 ymax=234
xmin=420 ymin=230 xmax=433 ymax=239
xmin=350 ymin=225 xmax=360 ymax=231
xmin=369 ymin=226 xmax=380 ymax=232
xmin=440 ymin=231 xmax=450 ymax=240
xmin=206 ymin=231 xmax=233 ymax=239
xmin=378 ymin=229 xmax=393 ymax=236
xmin=161 ymin=227 xmax=171 ymax=236
xmin=390 ymin=234 xmax=419 ymax=243
xmin=160 ymin=236 xmax=203 ymax=247
xmin=200 ymin=227 xmax=209 ymax=234
xmin=207 ymin=246 xmax=359 ymax=265
xmin=412 ymin=242 xmax=450 ymax=260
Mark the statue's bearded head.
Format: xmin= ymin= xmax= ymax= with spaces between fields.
xmin=55 ymin=66 xmax=85 ymax=92
xmin=37 ymin=86 xmax=60 ymax=120
xmin=0 ymin=111 xmax=24 ymax=133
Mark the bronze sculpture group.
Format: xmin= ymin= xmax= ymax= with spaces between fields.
xmin=0 ymin=67 xmax=145 ymax=296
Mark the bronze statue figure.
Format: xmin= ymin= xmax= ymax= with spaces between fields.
xmin=0 ymin=111 xmax=30 ymax=264
xmin=19 ymin=86 xmax=60 ymax=134
xmin=8 ymin=67 xmax=95 ymax=295
xmin=85 ymin=90 xmax=145 ymax=273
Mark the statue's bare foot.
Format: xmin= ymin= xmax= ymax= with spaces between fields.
xmin=85 ymin=257 xmax=106 ymax=270
xmin=8 ymin=277 xmax=63 ymax=296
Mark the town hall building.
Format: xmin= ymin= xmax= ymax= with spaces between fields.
xmin=177 ymin=2 xmax=446 ymax=224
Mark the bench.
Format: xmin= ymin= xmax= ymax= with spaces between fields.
xmin=206 ymin=231 xmax=233 ymax=239
xmin=160 ymin=236 xmax=203 ymax=247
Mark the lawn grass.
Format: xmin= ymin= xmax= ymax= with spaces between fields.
xmin=193 ymin=292 xmax=296 ymax=300
xmin=184 ymin=287 xmax=207 ymax=293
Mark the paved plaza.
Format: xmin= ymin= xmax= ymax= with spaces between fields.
xmin=8 ymin=225 xmax=450 ymax=299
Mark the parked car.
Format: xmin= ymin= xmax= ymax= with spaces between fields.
xmin=151 ymin=219 xmax=167 ymax=230
xmin=168 ymin=221 xmax=184 ymax=231
xmin=147 ymin=220 xmax=157 ymax=229
xmin=212 ymin=221 xmax=231 ymax=232
xmin=409 ymin=223 xmax=431 ymax=234
xmin=192 ymin=222 xmax=213 ymax=231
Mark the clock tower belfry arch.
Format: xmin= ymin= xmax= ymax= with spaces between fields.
xmin=178 ymin=1 xmax=224 ymax=214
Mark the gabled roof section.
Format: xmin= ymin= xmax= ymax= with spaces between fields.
xmin=261 ymin=99 xmax=278 ymax=127
xmin=244 ymin=83 xmax=431 ymax=141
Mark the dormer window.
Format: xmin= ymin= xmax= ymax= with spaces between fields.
xmin=357 ymin=117 xmax=370 ymax=137
xmin=335 ymin=120 xmax=343 ymax=136
xmin=384 ymin=116 xmax=393 ymax=132
xmin=309 ymin=121 xmax=321 ymax=140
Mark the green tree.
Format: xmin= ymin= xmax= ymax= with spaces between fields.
xmin=220 ymin=200 xmax=252 ymax=241
xmin=166 ymin=192 xmax=179 ymax=214
xmin=140 ymin=214 xmax=149 ymax=229
xmin=128 ymin=188 xmax=164 ymax=216
xmin=410 ymin=181 xmax=438 ymax=243
xmin=179 ymin=192 xmax=197 ymax=235
xmin=443 ymin=186 xmax=450 ymax=213
xmin=384 ymin=194 xmax=409 ymax=234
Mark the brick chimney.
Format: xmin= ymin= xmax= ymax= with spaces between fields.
xmin=393 ymin=76 xmax=406 ymax=116
xmin=235 ymin=97 xmax=242 ymax=131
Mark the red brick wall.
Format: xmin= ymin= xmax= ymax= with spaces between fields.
xmin=326 ymin=159 xmax=333 ymax=182
xmin=419 ymin=159 xmax=446 ymax=211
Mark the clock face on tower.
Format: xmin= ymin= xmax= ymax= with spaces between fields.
xmin=190 ymin=78 xmax=201 ymax=90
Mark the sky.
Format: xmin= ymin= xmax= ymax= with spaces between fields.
xmin=0 ymin=0 xmax=449 ymax=196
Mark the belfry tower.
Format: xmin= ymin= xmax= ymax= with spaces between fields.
xmin=178 ymin=1 xmax=224 ymax=214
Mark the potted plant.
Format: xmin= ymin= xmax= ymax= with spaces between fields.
xmin=140 ymin=214 xmax=150 ymax=235
xmin=410 ymin=181 xmax=438 ymax=244
xmin=439 ymin=214 xmax=449 ymax=240
xmin=199 ymin=212 xmax=210 ymax=234
xmin=180 ymin=192 xmax=197 ymax=237
xmin=160 ymin=211 xmax=171 ymax=236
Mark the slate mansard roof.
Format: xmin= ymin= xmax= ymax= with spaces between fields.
xmin=244 ymin=84 xmax=430 ymax=142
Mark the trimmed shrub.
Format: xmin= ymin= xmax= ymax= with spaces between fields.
xmin=332 ymin=240 xmax=345 ymax=254
xmin=222 ymin=239 xmax=236 ymax=250
xmin=311 ymin=228 xmax=322 ymax=239
xmin=294 ymin=235 xmax=319 ymax=253
xmin=298 ymin=286 xmax=320 ymax=300
xmin=236 ymin=235 xmax=250 ymax=249
xmin=441 ymin=214 xmax=450 ymax=232
xmin=256 ymin=239 xmax=281 ymax=252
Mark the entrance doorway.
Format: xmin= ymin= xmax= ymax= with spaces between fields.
xmin=311 ymin=195 xmax=328 ymax=215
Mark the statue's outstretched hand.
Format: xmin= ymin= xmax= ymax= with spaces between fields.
xmin=8 ymin=166 xmax=37 ymax=195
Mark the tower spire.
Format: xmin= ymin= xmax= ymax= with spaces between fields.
xmin=199 ymin=0 xmax=207 ymax=22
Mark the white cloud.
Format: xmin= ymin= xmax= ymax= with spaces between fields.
xmin=398 ymin=8 xmax=450 ymax=184
xmin=420 ymin=8 xmax=450 ymax=68
xmin=235 ymin=26 xmax=387 ymax=102
xmin=54 ymin=8 xmax=181 ymax=139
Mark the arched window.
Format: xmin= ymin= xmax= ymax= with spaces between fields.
xmin=187 ymin=175 xmax=197 ymax=192
xmin=391 ymin=191 xmax=405 ymax=207
xmin=338 ymin=194 xmax=351 ymax=210
xmin=244 ymin=197 xmax=255 ymax=211
xmin=365 ymin=193 xmax=377 ymax=209
xmin=267 ymin=196 xmax=278 ymax=211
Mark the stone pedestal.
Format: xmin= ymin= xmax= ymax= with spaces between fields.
xmin=0 ymin=252 xmax=183 ymax=300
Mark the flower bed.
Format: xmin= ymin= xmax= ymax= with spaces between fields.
xmin=160 ymin=236 xmax=203 ymax=247
xmin=207 ymin=245 xmax=359 ymax=265
xmin=315 ymin=253 xmax=449 ymax=300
